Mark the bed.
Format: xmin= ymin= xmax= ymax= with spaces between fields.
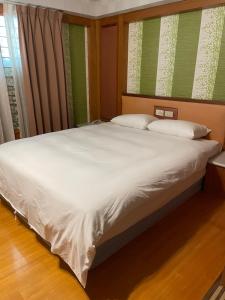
xmin=0 ymin=96 xmax=225 ymax=287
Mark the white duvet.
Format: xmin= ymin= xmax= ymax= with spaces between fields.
xmin=0 ymin=123 xmax=221 ymax=286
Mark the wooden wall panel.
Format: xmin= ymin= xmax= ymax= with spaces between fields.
xmin=87 ymin=20 xmax=101 ymax=121
xmin=100 ymin=25 xmax=118 ymax=120
xmin=100 ymin=15 xmax=118 ymax=26
xmin=118 ymin=18 xmax=129 ymax=115
xmin=117 ymin=16 xmax=126 ymax=115
xmin=62 ymin=13 xmax=92 ymax=26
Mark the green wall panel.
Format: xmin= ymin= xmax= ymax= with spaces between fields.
xmin=127 ymin=5 xmax=225 ymax=101
xmin=69 ymin=25 xmax=87 ymax=124
xmin=140 ymin=18 xmax=160 ymax=95
xmin=172 ymin=10 xmax=202 ymax=98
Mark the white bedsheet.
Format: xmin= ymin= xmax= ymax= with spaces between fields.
xmin=0 ymin=123 xmax=221 ymax=286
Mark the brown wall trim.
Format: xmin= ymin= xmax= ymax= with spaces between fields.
xmin=62 ymin=13 xmax=92 ymax=26
xmin=122 ymin=0 xmax=225 ymax=23
xmin=0 ymin=4 xmax=3 ymax=15
xmin=117 ymin=17 xmax=128 ymax=115
xmin=88 ymin=20 xmax=101 ymax=121
xmin=124 ymin=93 xmax=225 ymax=106
xmin=100 ymin=24 xmax=118 ymax=120
xmin=100 ymin=15 xmax=118 ymax=26
xmin=98 ymin=15 xmax=129 ymax=116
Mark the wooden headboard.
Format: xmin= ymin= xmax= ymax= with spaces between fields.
xmin=122 ymin=95 xmax=225 ymax=148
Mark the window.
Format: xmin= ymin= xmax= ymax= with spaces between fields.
xmin=0 ymin=15 xmax=18 ymax=130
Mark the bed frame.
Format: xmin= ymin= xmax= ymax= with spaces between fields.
xmin=1 ymin=95 xmax=225 ymax=281
xmin=92 ymin=95 xmax=225 ymax=267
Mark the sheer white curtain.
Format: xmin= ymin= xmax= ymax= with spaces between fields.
xmin=0 ymin=54 xmax=14 ymax=144
xmin=4 ymin=2 xmax=29 ymax=138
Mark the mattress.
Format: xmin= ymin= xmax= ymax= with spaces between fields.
xmin=0 ymin=123 xmax=221 ymax=286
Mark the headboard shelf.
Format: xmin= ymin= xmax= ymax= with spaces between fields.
xmin=122 ymin=95 xmax=225 ymax=148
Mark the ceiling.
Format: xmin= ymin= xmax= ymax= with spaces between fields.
xmin=11 ymin=0 xmax=181 ymax=17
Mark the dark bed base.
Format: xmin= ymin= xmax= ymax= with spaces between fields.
xmin=92 ymin=179 xmax=202 ymax=268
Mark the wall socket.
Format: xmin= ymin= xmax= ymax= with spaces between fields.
xmin=165 ymin=110 xmax=174 ymax=118
xmin=154 ymin=106 xmax=178 ymax=119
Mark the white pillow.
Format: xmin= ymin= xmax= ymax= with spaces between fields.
xmin=111 ymin=114 xmax=158 ymax=130
xmin=147 ymin=119 xmax=211 ymax=139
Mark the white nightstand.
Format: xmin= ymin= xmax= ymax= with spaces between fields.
xmin=205 ymin=151 xmax=225 ymax=195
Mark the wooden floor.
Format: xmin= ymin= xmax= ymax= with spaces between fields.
xmin=1 ymin=191 xmax=225 ymax=300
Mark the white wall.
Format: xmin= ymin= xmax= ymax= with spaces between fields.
xmin=10 ymin=0 xmax=181 ymax=17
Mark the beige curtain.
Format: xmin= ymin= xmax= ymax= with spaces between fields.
xmin=17 ymin=5 xmax=70 ymax=136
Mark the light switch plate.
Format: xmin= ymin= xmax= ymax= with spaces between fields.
xmin=155 ymin=109 xmax=164 ymax=116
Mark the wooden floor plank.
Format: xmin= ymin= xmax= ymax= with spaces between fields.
xmin=0 ymin=192 xmax=225 ymax=300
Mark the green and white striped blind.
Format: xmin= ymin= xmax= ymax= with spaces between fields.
xmin=127 ymin=6 xmax=225 ymax=101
